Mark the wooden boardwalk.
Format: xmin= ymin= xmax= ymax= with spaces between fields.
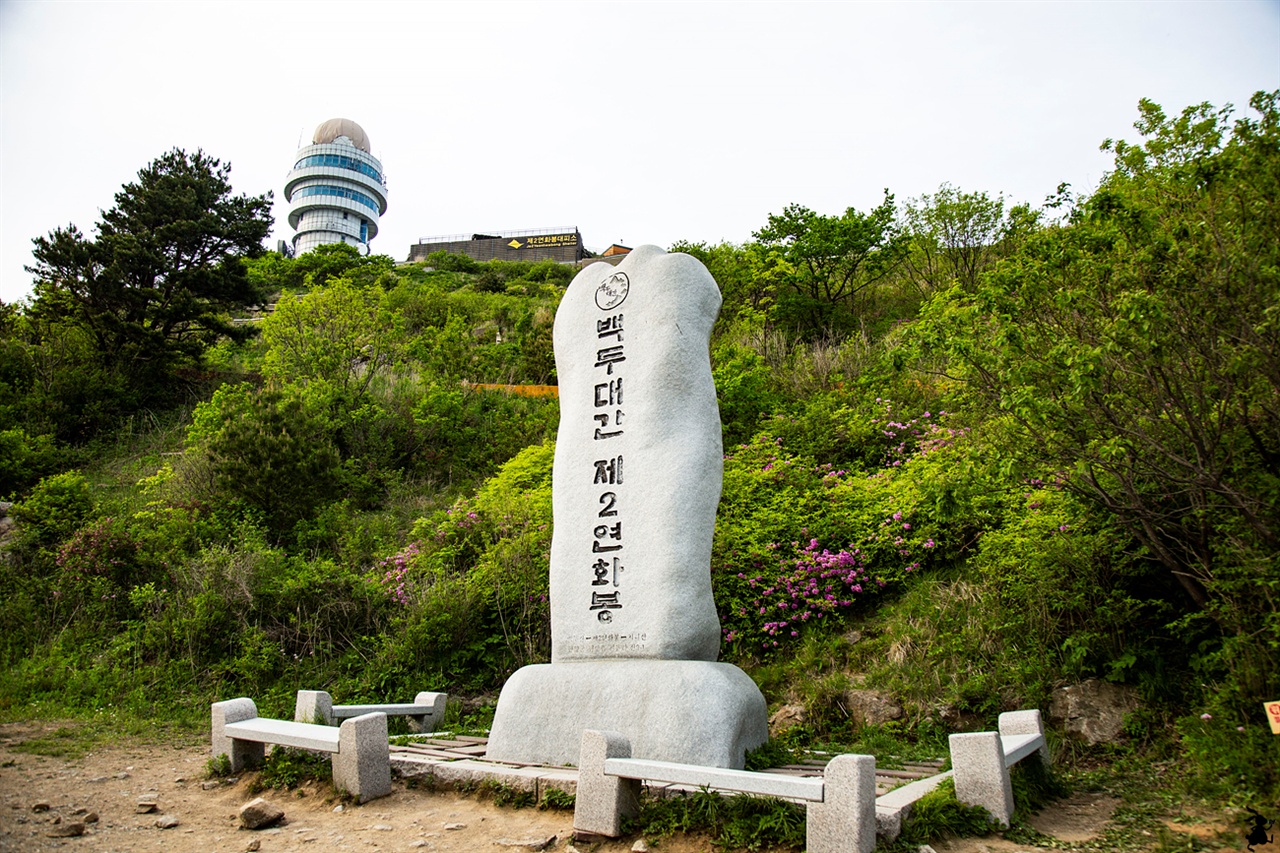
xmin=390 ymin=736 xmax=944 ymax=797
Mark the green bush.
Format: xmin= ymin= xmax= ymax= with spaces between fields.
xmin=12 ymin=470 xmax=94 ymax=545
xmin=424 ymin=250 xmax=479 ymax=273
xmin=363 ymin=443 xmax=554 ymax=692
xmin=188 ymin=384 xmax=343 ymax=541
xmin=0 ymin=428 xmax=63 ymax=499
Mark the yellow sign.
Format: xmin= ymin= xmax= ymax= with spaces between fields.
xmin=1266 ymin=700 xmax=1280 ymax=734
xmin=523 ymin=233 xmax=578 ymax=248
xmin=505 ymin=233 xmax=577 ymax=250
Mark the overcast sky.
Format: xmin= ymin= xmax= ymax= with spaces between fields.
xmin=2 ymin=0 xmax=1277 ymax=304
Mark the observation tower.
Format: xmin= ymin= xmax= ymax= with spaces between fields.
xmin=284 ymin=118 xmax=388 ymax=256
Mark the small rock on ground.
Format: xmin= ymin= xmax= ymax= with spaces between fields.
xmin=155 ymin=814 xmax=180 ymax=829
xmin=239 ymin=797 xmax=285 ymax=830
xmin=495 ymin=836 xmax=557 ymax=850
xmin=46 ymin=822 xmax=86 ymax=838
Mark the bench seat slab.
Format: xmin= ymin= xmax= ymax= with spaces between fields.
xmin=223 ymin=718 xmax=342 ymax=753
xmin=604 ymin=757 xmax=824 ymax=802
xmin=1000 ymin=733 xmax=1044 ymax=767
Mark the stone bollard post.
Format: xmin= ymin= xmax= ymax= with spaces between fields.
xmin=950 ymin=731 xmax=1014 ymax=826
xmin=572 ymin=729 xmax=640 ymax=837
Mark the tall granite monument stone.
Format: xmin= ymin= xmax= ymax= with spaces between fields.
xmin=486 ymin=245 xmax=768 ymax=768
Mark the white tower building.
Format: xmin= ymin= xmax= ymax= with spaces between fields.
xmin=284 ymin=118 xmax=388 ymax=256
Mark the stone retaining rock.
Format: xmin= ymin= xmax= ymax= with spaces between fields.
xmin=1049 ymin=679 xmax=1139 ymax=744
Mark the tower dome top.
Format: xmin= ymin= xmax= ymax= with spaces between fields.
xmin=312 ymin=118 xmax=371 ymax=153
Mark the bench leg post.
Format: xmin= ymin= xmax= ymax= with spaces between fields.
xmin=999 ymin=709 xmax=1050 ymax=765
xmin=807 ymin=753 xmax=876 ymax=853
xmin=211 ymin=698 xmax=262 ymax=773
xmin=333 ymin=712 xmax=391 ymax=803
xmin=408 ymin=691 xmax=448 ymax=733
xmin=573 ymin=729 xmax=639 ymax=838
xmin=295 ymin=690 xmax=334 ymax=725
xmin=950 ymin=731 xmax=1013 ymax=827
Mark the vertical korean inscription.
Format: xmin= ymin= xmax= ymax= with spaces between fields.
xmin=589 ymin=272 xmax=629 ymax=632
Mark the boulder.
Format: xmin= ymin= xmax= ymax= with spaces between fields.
xmin=768 ymin=703 xmax=807 ymax=735
xmin=843 ymin=689 xmax=903 ymax=727
xmin=1049 ymin=679 xmax=1139 ymax=744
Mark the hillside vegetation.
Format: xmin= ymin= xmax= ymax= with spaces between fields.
xmin=2 ymin=92 xmax=1277 ymax=832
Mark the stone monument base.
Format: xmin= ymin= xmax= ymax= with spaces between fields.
xmin=485 ymin=660 xmax=768 ymax=768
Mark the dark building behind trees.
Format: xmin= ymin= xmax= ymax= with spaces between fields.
xmin=409 ymin=227 xmax=589 ymax=265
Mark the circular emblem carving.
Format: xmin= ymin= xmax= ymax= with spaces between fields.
xmin=595 ymin=271 xmax=630 ymax=311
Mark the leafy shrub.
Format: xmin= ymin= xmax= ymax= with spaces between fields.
xmin=56 ymin=517 xmax=147 ymax=589
xmin=188 ymin=384 xmax=343 ymax=541
xmin=969 ymin=485 xmax=1169 ymax=687
xmin=712 ymin=341 xmax=784 ymax=446
xmin=713 ymin=428 xmax=948 ymax=656
xmin=204 ymin=752 xmax=232 ymax=779
xmin=424 ymin=250 xmax=480 ymax=273
xmin=12 ymin=470 xmax=94 ymax=545
xmin=538 ymin=788 xmax=575 ymax=810
xmin=0 ymin=428 xmax=63 ymax=499
xmin=363 ymin=443 xmax=554 ymax=691
xmin=410 ymin=383 xmax=557 ymax=482
xmin=1176 ymin=707 xmax=1280 ymax=801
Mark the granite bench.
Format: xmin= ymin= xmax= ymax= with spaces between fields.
xmin=211 ymin=697 xmax=391 ymax=802
xmin=294 ymin=689 xmax=447 ymax=733
xmin=948 ymin=709 xmax=1049 ymax=826
xmin=573 ymin=729 xmax=877 ymax=853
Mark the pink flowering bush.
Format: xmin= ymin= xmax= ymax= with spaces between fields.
xmin=714 ymin=420 xmax=951 ymax=656
xmin=53 ymin=516 xmax=153 ymax=626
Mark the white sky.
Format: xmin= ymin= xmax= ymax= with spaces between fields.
xmin=2 ymin=0 xmax=1277 ymax=304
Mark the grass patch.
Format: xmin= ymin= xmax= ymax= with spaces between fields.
xmin=10 ymin=726 xmax=97 ymax=759
xmin=891 ymin=778 xmax=994 ymax=848
xmin=632 ymin=788 xmax=806 ymax=851
xmin=247 ymin=746 xmax=332 ymax=793
xmin=478 ymin=779 xmax=536 ymax=809
xmin=538 ymin=787 xmax=575 ymax=810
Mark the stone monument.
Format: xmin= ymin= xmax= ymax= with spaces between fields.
xmin=485 ymin=245 xmax=768 ymax=768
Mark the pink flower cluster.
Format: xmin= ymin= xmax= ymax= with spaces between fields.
xmin=870 ymin=399 xmax=965 ymax=465
xmin=731 ymin=538 xmax=875 ymax=648
xmin=376 ymin=542 xmax=420 ymax=606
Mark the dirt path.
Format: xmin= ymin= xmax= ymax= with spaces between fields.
xmin=0 ymin=721 xmax=1190 ymax=852
xmin=0 ymin=721 xmax=710 ymax=853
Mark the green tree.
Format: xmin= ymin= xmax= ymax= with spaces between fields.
xmin=261 ymin=278 xmax=396 ymax=401
xmin=901 ymin=183 xmax=1023 ymax=293
xmin=247 ymin=243 xmax=396 ymax=292
xmin=25 ymin=149 xmax=272 ymax=396
xmin=754 ymin=193 xmax=906 ymax=337
xmin=917 ymin=92 xmax=1280 ymax=702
